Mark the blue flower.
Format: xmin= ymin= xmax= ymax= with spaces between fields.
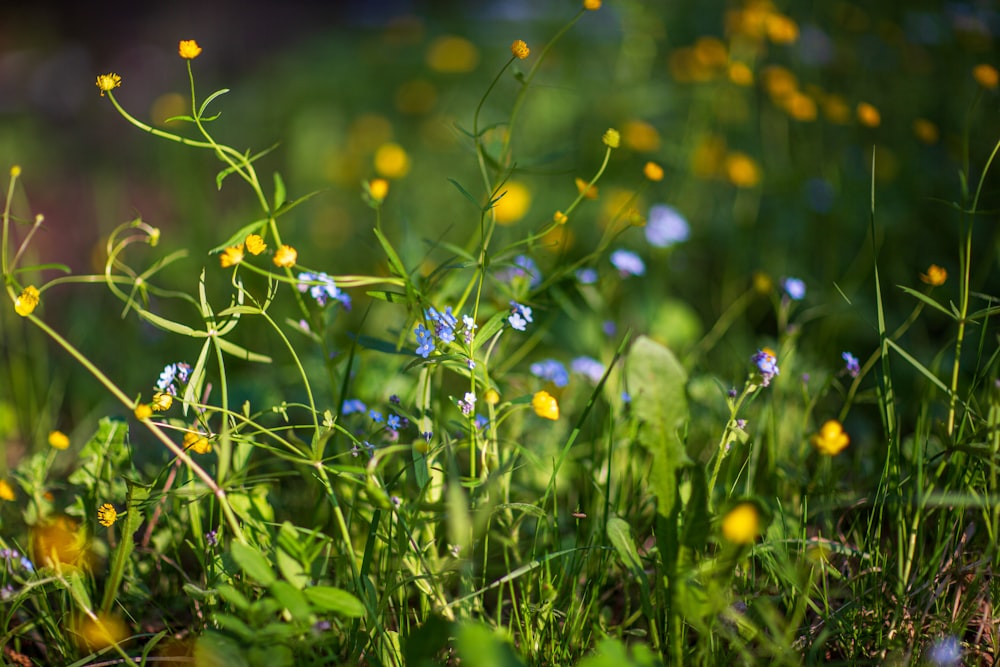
xmin=342 ymin=399 xmax=367 ymax=415
xmin=458 ymin=392 xmax=476 ymax=416
xmin=842 ymin=351 xmax=860 ymax=378
xmin=645 ymin=204 xmax=689 ymax=248
xmin=474 ymin=414 xmax=489 ymax=430
xmin=387 ymin=414 xmax=401 ymax=430
xmin=751 ymin=349 xmax=779 ymax=387
xmin=781 ymin=277 xmax=806 ymax=301
xmin=571 ymin=356 xmax=605 ymax=383
xmin=508 ymin=301 xmax=533 ymax=331
xmin=497 ymin=255 xmax=542 ymax=289
xmin=415 ymin=323 xmax=435 ymax=358
xmin=610 ymin=249 xmax=645 ymax=277
xmin=530 ymin=359 xmax=570 ymax=387
xmin=369 ymin=410 xmax=383 ymax=423
xmin=927 ymin=636 xmax=962 ymax=666
xmin=298 ymin=271 xmax=351 ymax=309
xmin=157 ymin=364 xmax=178 ymax=391
xmin=576 ymin=268 xmax=598 ymax=285
xmin=426 ymin=306 xmax=458 ymax=344
xmin=462 ymin=315 xmax=477 ymax=344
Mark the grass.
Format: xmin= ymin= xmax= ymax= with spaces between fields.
xmin=2 ymin=2 xmax=1000 ymax=665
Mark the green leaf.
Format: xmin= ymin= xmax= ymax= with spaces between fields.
xmin=12 ymin=262 xmax=71 ymax=275
xmin=680 ymin=466 xmax=710 ymax=551
xmin=198 ymin=88 xmax=231 ymax=118
xmin=273 ymin=189 xmax=324 ymax=218
xmin=272 ymin=171 xmax=286 ymax=210
xmin=209 ymin=219 xmax=268 ymax=255
xmin=898 ymin=285 xmax=956 ymax=319
xmin=230 ymin=541 xmax=276 ymax=587
xmin=216 ymin=583 xmax=250 ymax=610
xmin=607 ymin=517 xmax=645 ymax=581
xmin=374 ymin=226 xmax=408 ymax=279
xmin=454 ymin=621 xmax=526 ymax=667
xmin=194 ymin=631 xmax=251 ymax=667
xmin=447 ymin=177 xmax=485 ymax=211
xmin=215 ymin=337 xmax=272 ymax=363
xmin=303 ymin=586 xmax=366 ymax=617
xmin=269 ymin=581 xmax=312 ymax=622
xmin=624 ymin=335 xmax=690 ymax=517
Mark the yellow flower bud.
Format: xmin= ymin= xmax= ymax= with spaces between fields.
xmin=48 ymin=430 xmax=70 ymax=450
xmin=920 ymin=264 xmax=947 ymax=286
xmin=97 ymin=503 xmax=118 ymax=527
xmin=511 ymin=40 xmax=530 ymax=60
xmin=134 ymin=403 xmax=153 ymax=420
xmin=553 ymin=211 xmax=568 ymax=225
xmin=368 ymin=178 xmax=389 ymax=202
xmin=584 ymin=0 xmax=602 ymax=9
xmin=14 ymin=285 xmax=39 ymax=317
xmin=531 ymin=391 xmax=559 ymax=420
xmin=602 ymin=128 xmax=620 ymax=149
xmin=811 ymin=420 xmax=850 ymax=456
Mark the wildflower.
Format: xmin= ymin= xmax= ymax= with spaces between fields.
xmin=77 ymin=613 xmax=128 ymax=650
xmin=14 ymin=285 xmax=39 ymax=317
xmin=643 ymin=161 xmax=664 ymax=182
xmin=426 ymin=306 xmax=458 ymax=343
xmin=374 ymin=142 xmax=410 ymax=179
xmin=721 ymin=503 xmax=760 ymax=544
xmin=426 ymin=35 xmax=480 ymax=73
xmin=554 ymin=210 xmax=568 ymax=225
xmin=812 ymin=420 xmax=849 ymax=456
xmin=368 ymin=178 xmax=389 ymax=202
xmin=183 ymin=431 xmax=212 ymax=455
xmin=583 ymin=0 xmax=601 ymax=9
xmin=178 ymin=39 xmax=202 ymax=60
xmin=571 ymin=356 xmax=605 ymax=383
xmin=458 ymin=392 xmax=476 ymax=416
xmin=511 ymin=40 xmax=530 ymax=60
xmin=622 ymin=120 xmax=660 ymax=152
xmin=575 ymin=177 xmax=598 ymax=199
xmin=842 ymin=352 xmax=860 ymax=378
xmin=0 ymin=480 xmax=15 ymax=501
xmin=728 ymin=61 xmax=754 ymax=86
xmin=765 ymin=14 xmax=799 ymax=44
xmin=920 ymin=264 xmax=947 ymax=286
xmin=342 ymin=399 xmax=367 ymax=415
xmin=508 ymin=301 xmax=533 ymax=331
xmin=493 ymin=181 xmax=532 ymax=225
xmin=205 ymin=529 xmax=219 ymax=547
xmin=245 ymin=234 xmax=266 ymax=255
xmin=497 ymin=255 xmax=542 ymax=289
xmin=724 ymin=152 xmax=761 ymax=187
xmin=532 ymin=390 xmax=560 ymax=420
xmin=576 ymin=268 xmax=598 ymax=285
xmin=781 ymin=277 xmax=806 ymax=301
xmin=95 ymin=73 xmax=121 ymax=96
xmin=297 ymin=271 xmax=351 ymax=308
xmin=273 ymin=244 xmax=298 ymax=268
xmin=645 ymin=204 xmax=689 ymax=248
xmin=461 ymin=315 xmax=477 ymax=344
xmin=484 ymin=388 xmax=500 ymax=405
xmin=151 ymin=391 xmax=173 ymax=412
xmin=10 ymin=165 xmax=21 ymax=178
xmin=48 ymin=430 xmax=70 ymax=450
xmin=973 ymin=64 xmax=999 ymax=90
xmin=530 ymin=359 xmax=570 ymax=387
xmin=387 ymin=414 xmax=402 ymax=430
xmin=134 ymin=403 xmax=153 ymax=420
xmin=610 ymin=249 xmax=645 ymax=277
xmin=415 ymin=323 xmax=435 ymax=357
xmin=97 ymin=503 xmax=118 ymax=527
xmin=31 ymin=516 xmax=86 ymax=567
xmin=752 ymin=348 xmax=779 ymax=386
xmin=856 ymin=102 xmax=881 ymax=127
xmin=602 ymin=128 xmax=621 ymax=149
xmin=219 ymin=244 xmax=244 ymax=268
xmin=369 ymin=409 xmax=383 ymax=423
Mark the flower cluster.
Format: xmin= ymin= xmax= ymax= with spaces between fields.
xmin=156 ymin=362 xmax=192 ymax=396
xmin=297 ymin=272 xmax=351 ymax=309
xmin=0 ymin=549 xmax=34 ymax=574
xmin=508 ymin=301 xmax=533 ymax=331
xmin=457 ymin=392 xmax=476 ymax=416
xmin=571 ymin=356 xmax=605 ymax=383
xmin=414 ymin=306 xmax=478 ymax=359
xmin=751 ymin=348 xmax=779 ymax=386
xmin=842 ymin=351 xmax=860 ymax=378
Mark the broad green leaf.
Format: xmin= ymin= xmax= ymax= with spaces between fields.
xmin=454 ymin=621 xmax=526 ymax=667
xmin=624 ymin=336 xmax=690 ymax=517
xmin=215 ymin=583 xmax=250 ymax=610
xmin=606 ymin=517 xmax=645 ymax=581
xmin=303 ymin=586 xmax=366 ymax=617
xmin=194 ymin=631 xmax=251 ymax=667
xmin=230 ymin=541 xmax=276 ymax=587
xmin=269 ymin=581 xmax=311 ymax=622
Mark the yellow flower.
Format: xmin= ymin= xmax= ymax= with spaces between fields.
xmin=374 ymin=142 xmax=411 ymax=179
xmin=184 ymin=431 xmax=212 ymax=455
xmin=721 ymin=503 xmax=760 ymax=544
xmin=584 ymin=0 xmax=602 ymax=9
xmin=920 ymin=264 xmax=947 ymax=286
xmin=484 ymin=388 xmax=500 ymax=405
xmin=97 ymin=503 xmax=118 ymax=527
xmin=178 ymin=40 xmax=202 ymax=60
xmin=273 ymin=244 xmax=298 ymax=268
xmin=245 ymin=234 xmax=266 ymax=255
xmin=602 ymin=128 xmax=621 ymax=149
xmin=575 ymin=177 xmax=598 ymax=200
xmin=426 ymin=36 xmax=480 ymax=73
xmin=10 ymin=165 xmax=22 ymax=178
xmin=621 ymin=120 xmax=660 ymax=152
xmin=511 ymin=40 xmax=530 ymax=60
xmin=724 ymin=152 xmax=761 ymax=188
xmin=151 ymin=391 xmax=173 ymax=412
xmin=96 ymin=73 xmax=122 ymax=96
xmin=134 ymin=403 xmax=153 ymax=420
xmin=728 ymin=62 xmax=754 ymax=86
xmin=553 ymin=210 xmax=568 ymax=225
xmin=368 ymin=178 xmax=389 ymax=202
xmin=765 ymin=14 xmax=799 ymax=44
xmin=643 ymin=161 xmax=664 ymax=182
xmin=493 ymin=181 xmax=532 ymax=225
xmin=220 ymin=244 xmax=245 ymax=268
xmin=48 ymin=430 xmax=70 ymax=450
xmin=811 ymin=420 xmax=850 ymax=456
xmin=0 ymin=479 xmax=15 ymax=501
xmin=14 ymin=285 xmax=39 ymax=317
xmin=532 ymin=391 xmax=560 ymax=420
xmin=31 ymin=516 xmax=87 ymax=567
xmin=856 ymin=102 xmax=881 ymax=128
xmin=973 ymin=63 xmax=999 ymax=90
xmin=77 ymin=613 xmax=128 ymax=650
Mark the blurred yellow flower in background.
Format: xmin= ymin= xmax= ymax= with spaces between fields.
xmin=856 ymin=102 xmax=881 ymax=127
xmin=920 ymin=264 xmax=947 ymax=286
xmin=973 ymin=63 xmax=999 ymax=90
xmin=721 ymin=503 xmax=760 ymax=544
xmin=48 ymin=430 xmax=70 ymax=450
xmin=374 ymin=142 xmax=411 ymax=178
xmin=493 ymin=181 xmax=532 ymax=225
xmin=426 ymin=36 xmax=479 ymax=73
xmin=0 ymin=479 xmax=15 ymax=501
xmin=724 ymin=152 xmax=761 ymax=188
xmin=811 ymin=420 xmax=850 ymax=456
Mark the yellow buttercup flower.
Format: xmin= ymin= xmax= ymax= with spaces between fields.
xmin=97 ymin=503 xmax=118 ymax=527
xmin=602 ymin=128 xmax=620 ymax=149
xmin=511 ymin=40 xmax=530 ymax=60
xmin=811 ymin=420 xmax=850 ymax=456
xmin=531 ymin=391 xmax=560 ymax=420
xmin=643 ymin=161 xmax=664 ymax=182
xmin=368 ymin=178 xmax=389 ymax=202
xmin=721 ymin=503 xmax=760 ymax=544
xmin=724 ymin=152 xmax=761 ymax=188
xmin=151 ymin=391 xmax=173 ymax=412
xmin=493 ymin=181 xmax=532 ymax=225
xmin=134 ymin=403 xmax=153 ymax=420
xmin=178 ymin=40 xmax=202 ymax=60
xmin=0 ymin=479 xmax=15 ymax=501
xmin=920 ymin=264 xmax=947 ymax=286
xmin=48 ymin=430 xmax=70 ymax=450
xmin=14 ymin=285 xmax=39 ymax=316
xmin=184 ymin=431 xmax=213 ymax=455
xmin=10 ymin=165 xmax=21 ymax=178
xmin=220 ymin=244 xmax=245 ymax=268
xmin=245 ymin=234 xmax=266 ymax=255
xmin=856 ymin=102 xmax=881 ymax=128
xmin=973 ymin=63 xmax=999 ymax=90
xmin=96 ymin=73 xmax=122 ymax=96
xmin=273 ymin=244 xmax=298 ymax=268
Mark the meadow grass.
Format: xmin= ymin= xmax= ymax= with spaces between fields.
xmin=2 ymin=2 xmax=1000 ymax=665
